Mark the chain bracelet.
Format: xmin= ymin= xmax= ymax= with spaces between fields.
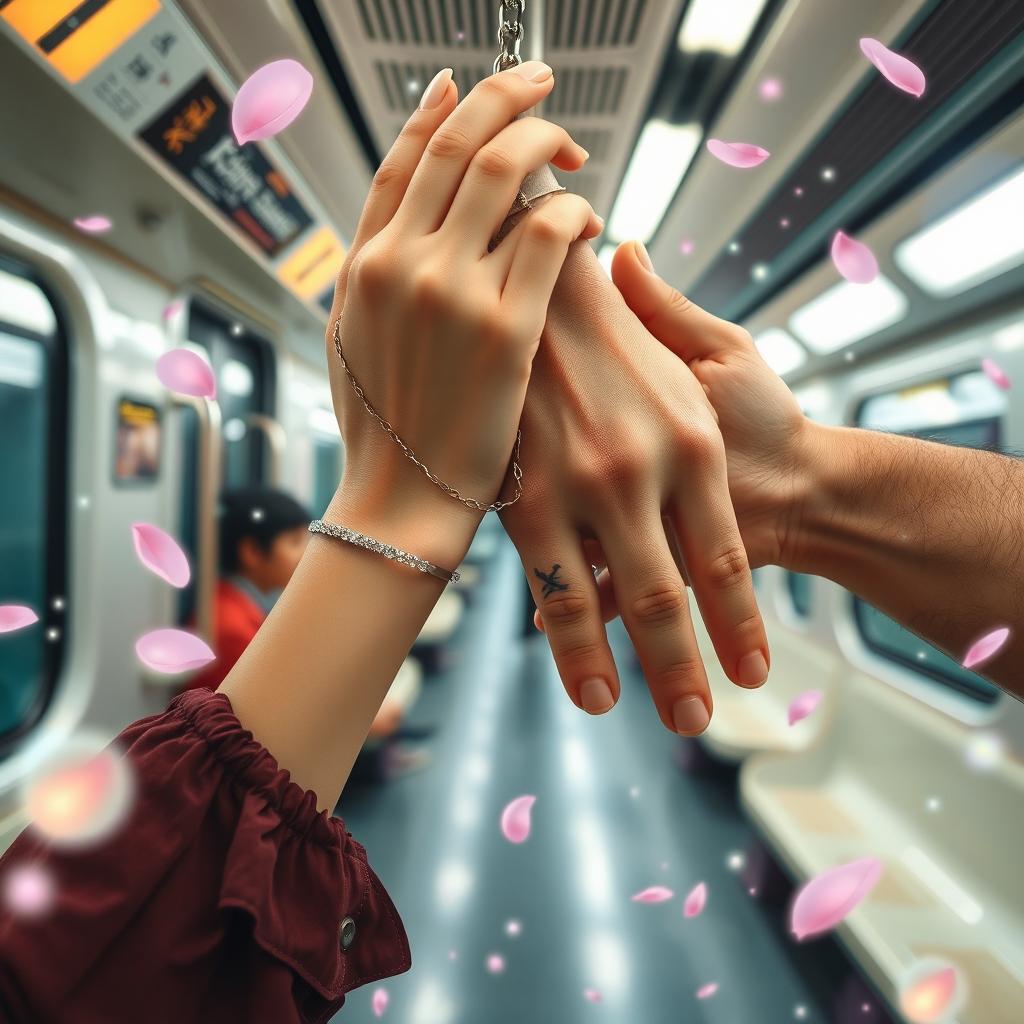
xmin=332 ymin=318 xmax=523 ymax=512
xmin=494 ymin=0 xmax=525 ymax=73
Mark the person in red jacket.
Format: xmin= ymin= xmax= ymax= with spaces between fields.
xmin=186 ymin=487 xmax=311 ymax=692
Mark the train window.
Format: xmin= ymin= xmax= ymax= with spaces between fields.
xmin=786 ymin=572 xmax=812 ymax=618
xmin=0 ymin=259 xmax=68 ymax=747
xmin=853 ymin=371 xmax=1007 ymax=703
xmin=308 ymin=407 xmax=342 ymax=516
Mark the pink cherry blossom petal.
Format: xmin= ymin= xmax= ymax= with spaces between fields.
xmin=962 ymin=626 xmax=1010 ymax=669
xmin=500 ymin=795 xmax=536 ymax=843
xmin=981 ymin=358 xmax=1011 ymax=391
xmin=631 ymin=886 xmax=674 ymax=904
xmin=860 ymin=38 xmax=926 ymax=98
xmin=156 ymin=348 xmax=216 ymax=398
xmin=583 ymin=988 xmax=604 ymax=1003
xmin=898 ymin=962 xmax=964 ymax=1022
xmin=486 ymin=953 xmax=505 ymax=974
xmin=0 ymin=605 xmax=38 ymax=634
xmin=371 ymin=987 xmax=389 ymax=1018
xmin=24 ymin=740 xmax=134 ymax=846
xmin=135 ymin=628 xmax=215 ymax=673
xmin=696 ymin=983 xmax=719 ymax=1000
xmin=162 ymin=299 xmax=184 ymax=322
xmin=73 ymin=215 xmax=112 ymax=234
xmin=790 ymin=857 xmax=883 ymax=940
xmin=2 ymin=863 xmax=56 ymax=918
xmin=706 ymin=139 xmax=770 ymax=169
xmin=788 ymin=689 xmax=824 ymax=726
xmin=232 ymin=59 xmax=314 ymax=145
xmin=132 ymin=523 xmax=191 ymax=588
xmin=683 ymin=881 xmax=708 ymax=918
xmin=831 ymin=231 xmax=879 ymax=284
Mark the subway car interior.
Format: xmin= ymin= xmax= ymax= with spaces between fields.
xmin=1 ymin=1 xmax=1023 ymax=1022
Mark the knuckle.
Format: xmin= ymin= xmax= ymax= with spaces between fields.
xmin=540 ymin=592 xmax=590 ymax=628
xmin=526 ymin=212 xmax=569 ymax=246
xmin=352 ymin=249 xmax=392 ymax=296
xmin=369 ymin=159 xmax=405 ymax=196
xmin=664 ymin=287 xmax=694 ymax=318
xmin=410 ymin=268 xmax=450 ymax=310
xmin=473 ymin=145 xmax=517 ymax=181
xmin=676 ymin=420 xmax=721 ymax=470
xmin=630 ymin=579 xmax=687 ymax=626
xmin=704 ymin=546 xmax=750 ymax=590
xmin=479 ymin=73 xmax=519 ymax=104
xmin=656 ymin=656 xmax=706 ymax=688
xmin=728 ymin=324 xmax=755 ymax=349
xmin=427 ymin=123 xmax=474 ymax=161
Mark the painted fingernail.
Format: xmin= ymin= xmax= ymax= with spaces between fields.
xmin=419 ymin=67 xmax=453 ymax=110
xmin=672 ymin=696 xmax=710 ymax=735
xmin=738 ymin=651 xmax=769 ymax=687
xmin=511 ymin=60 xmax=553 ymax=82
xmin=635 ymin=241 xmax=655 ymax=272
xmin=580 ymin=678 xmax=615 ymax=715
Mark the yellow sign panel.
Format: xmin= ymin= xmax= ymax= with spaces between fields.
xmin=277 ymin=226 xmax=346 ymax=302
xmin=2 ymin=0 xmax=161 ymax=84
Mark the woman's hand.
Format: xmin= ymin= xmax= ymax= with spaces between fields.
xmin=324 ymin=62 xmax=603 ymax=566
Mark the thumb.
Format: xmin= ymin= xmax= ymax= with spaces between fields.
xmin=611 ymin=241 xmax=748 ymax=361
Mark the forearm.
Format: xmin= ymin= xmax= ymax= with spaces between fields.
xmin=220 ymin=481 xmax=481 ymax=810
xmin=791 ymin=423 xmax=1024 ymax=692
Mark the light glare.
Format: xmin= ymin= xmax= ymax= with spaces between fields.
xmin=754 ymin=328 xmax=807 ymax=376
xmin=678 ymin=0 xmax=769 ymax=56
xmin=790 ymin=276 xmax=908 ymax=353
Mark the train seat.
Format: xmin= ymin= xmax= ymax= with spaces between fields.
xmin=692 ymin=597 xmax=841 ymax=762
xmin=740 ymin=670 xmax=1024 ymax=1022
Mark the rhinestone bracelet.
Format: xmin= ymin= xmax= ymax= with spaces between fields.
xmin=309 ymin=519 xmax=460 ymax=584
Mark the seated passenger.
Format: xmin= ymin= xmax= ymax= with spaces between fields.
xmin=186 ymin=487 xmax=311 ymax=692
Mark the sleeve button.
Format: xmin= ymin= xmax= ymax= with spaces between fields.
xmin=340 ymin=916 xmax=356 ymax=949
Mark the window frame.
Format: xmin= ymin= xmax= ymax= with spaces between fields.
xmin=0 ymin=253 xmax=70 ymax=754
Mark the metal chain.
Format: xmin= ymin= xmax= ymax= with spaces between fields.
xmin=494 ymin=0 xmax=525 ymax=74
xmin=332 ymin=318 xmax=523 ymax=512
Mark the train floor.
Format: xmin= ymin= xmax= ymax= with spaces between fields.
xmin=335 ymin=538 xmax=891 ymax=1024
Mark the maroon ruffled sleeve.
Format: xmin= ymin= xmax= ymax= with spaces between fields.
xmin=0 ymin=689 xmax=410 ymax=1023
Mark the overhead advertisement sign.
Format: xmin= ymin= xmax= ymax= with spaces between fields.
xmin=138 ymin=74 xmax=313 ymax=258
xmin=0 ymin=0 xmax=161 ymax=84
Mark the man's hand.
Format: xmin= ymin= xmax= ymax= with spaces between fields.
xmin=500 ymin=242 xmax=771 ymax=737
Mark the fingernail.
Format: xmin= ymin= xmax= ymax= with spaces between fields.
xmin=738 ymin=651 xmax=769 ymax=687
xmin=580 ymin=678 xmax=615 ymax=714
xmin=510 ymin=60 xmax=553 ymax=82
xmin=419 ymin=67 xmax=453 ymax=110
xmin=672 ymin=696 xmax=710 ymax=735
xmin=635 ymin=241 xmax=654 ymax=273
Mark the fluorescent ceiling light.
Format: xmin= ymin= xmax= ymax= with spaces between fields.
xmin=678 ymin=0 xmax=769 ymax=56
xmin=597 ymin=243 xmax=617 ymax=277
xmin=0 ymin=268 xmax=55 ymax=336
xmin=753 ymin=327 xmax=807 ymax=376
xmin=790 ymin=276 xmax=908 ymax=354
xmin=607 ymin=120 xmax=701 ymax=243
xmin=894 ymin=166 xmax=1024 ymax=297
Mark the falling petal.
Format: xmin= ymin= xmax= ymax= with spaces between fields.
xmin=2 ymin=863 xmax=56 ymax=918
xmin=136 ymin=628 xmax=215 ymax=673
xmin=981 ymin=358 xmax=1011 ymax=391
xmin=24 ymin=738 xmax=134 ymax=846
xmin=371 ymin=988 xmax=389 ymax=1018
xmin=583 ymin=989 xmax=604 ymax=1003
xmin=232 ymin=59 xmax=314 ymax=145
xmin=162 ymin=299 xmax=184 ymax=322
xmin=831 ymin=232 xmax=879 ymax=284
xmin=898 ymin=960 xmax=966 ymax=1023
xmin=631 ymin=886 xmax=674 ymax=904
xmin=706 ymin=139 xmax=770 ymax=169
xmin=962 ymin=626 xmax=1010 ymax=669
xmin=788 ymin=689 xmax=824 ymax=726
xmin=696 ymin=983 xmax=719 ymax=1000
xmin=0 ymin=605 xmax=38 ymax=634
xmin=759 ymin=77 xmax=784 ymax=101
xmin=860 ymin=38 xmax=926 ymax=98
xmin=500 ymin=795 xmax=536 ymax=843
xmin=683 ymin=881 xmax=708 ymax=918
xmin=131 ymin=523 xmax=191 ymax=588
xmin=156 ymin=348 xmax=216 ymax=398
xmin=486 ymin=953 xmax=505 ymax=974
xmin=790 ymin=857 xmax=883 ymax=940
xmin=73 ymin=215 xmax=112 ymax=234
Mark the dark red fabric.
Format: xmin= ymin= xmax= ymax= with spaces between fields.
xmin=0 ymin=689 xmax=411 ymax=1023
xmin=187 ymin=579 xmax=266 ymax=691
